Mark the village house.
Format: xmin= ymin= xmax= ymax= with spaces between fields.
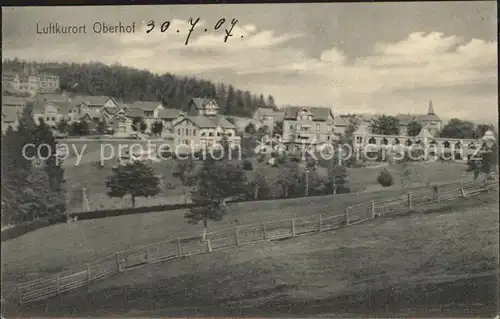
xmin=2 ymin=108 xmax=21 ymax=133
xmin=171 ymin=97 xmax=241 ymax=151
xmin=32 ymin=96 xmax=73 ymax=128
xmin=2 ymin=69 xmax=60 ymax=96
xmin=396 ymin=101 xmax=443 ymax=136
xmin=2 ymin=95 xmax=28 ymax=111
xmin=252 ymin=106 xmax=285 ymax=132
xmin=282 ymin=106 xmax=344 ymax=150
xmin=70 ymin=95 xmax=119 ymax=122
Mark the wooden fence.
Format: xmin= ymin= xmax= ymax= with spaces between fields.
xmin=17 ymin=177 xmax=499 ymax=304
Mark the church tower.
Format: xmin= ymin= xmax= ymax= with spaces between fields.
xmin=427 ymin=100 xmax=435 ymax=115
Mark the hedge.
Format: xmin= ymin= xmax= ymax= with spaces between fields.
xmin=1 ymin=214 xmax=66 ymax=242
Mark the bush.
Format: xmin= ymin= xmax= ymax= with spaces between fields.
xmin=242 ymin=160 xmax=253 ymax=171
xmin=377 ymin=169 xmax=394 ymax=187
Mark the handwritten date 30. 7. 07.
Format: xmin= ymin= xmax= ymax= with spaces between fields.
xmin=146 ymin=18 xmax=239 ymax=45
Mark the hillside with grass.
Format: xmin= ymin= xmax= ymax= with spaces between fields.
xmin=4 ymin=191 xmax=498 ymax=317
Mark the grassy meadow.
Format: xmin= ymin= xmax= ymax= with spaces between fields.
xmin=5 ymin=194 xmax=498 ymax=317
xmin=60 ymin=138 xmax=473 ymax=211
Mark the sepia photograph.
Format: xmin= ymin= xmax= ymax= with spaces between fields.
xmin=1 ymin=2 xmax=499 ymax=317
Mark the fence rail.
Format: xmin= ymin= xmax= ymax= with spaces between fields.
xmin=16 ymin=176 xmax=499 ymax=304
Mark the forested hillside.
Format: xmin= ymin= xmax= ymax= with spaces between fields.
xmin=2 ymin=59 xmax=278 ymax=117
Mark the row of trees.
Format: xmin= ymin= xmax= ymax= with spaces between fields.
xmin=3 ymin=59 xmax=278 ymax=117
xmin=105 ymin=145 xmax=350 ymax=240
xmin=369 ymin=115 xmax=494 ymax=139
xmin=2 ymin=105 xmax=66 ymax=225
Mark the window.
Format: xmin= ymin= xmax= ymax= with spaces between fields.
xmin=52 ymin=117 xmax=56 ymax=121
xmin=289 ymin=124 xmax=294 ymax=130
xmin=193 ymin=129 xmax=197 ymax=136
xmin=201 ymin=132 xmax=206 ymax=137
xmin=227 ymin=132 xmax=232 ymax=137
xmin=326 ymin=124 xmax=332 ymax=131
xmin=316 ymin=124 xmax=320 ymax=131
xmin=217 ymin=132 xmax=222 ymax=137
xmin=46 ymin=117 xmax=50 ymax=121
xmin=185 ymin=128 xmax=189 ymax=136
xmin=356 ymin=137 xmax=363 ymax=143
xmin=178 ymin=128 xmax=181 ymax=135
xmin=209 ymin=132 xmax=214 ymax=137
xmin=327 ymin=136 xmax=331 ymax=141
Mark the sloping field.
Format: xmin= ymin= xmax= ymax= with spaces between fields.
xmin=2 ymin=184 xmax=442 ymax=285
xmin=63 ymin=147 xmax=469 ymax=211
xmin=6 ymin=195 xmax=498 ymax=317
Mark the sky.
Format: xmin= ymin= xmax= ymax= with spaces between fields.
xmin=2 ymin=3 xmax=498 ymax=125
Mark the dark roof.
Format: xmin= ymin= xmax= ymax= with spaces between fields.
xmin=158 ymin=108 xmax=182 ymax=119
xmin=181 ymin=115 xmax=237 ymax=129
xmin=417 ymin=114 xmax=441 ymax=121
xmin=72 ymin=95 xmax=113 ymax=107
xmin=274 ymin=111 xmax=285 ymax=122
xmin=129 ymin=101 xmax=163 ymax=111
xmin=191 ymin=97 xmax=220 ymax=110
xmin=283 ymin=106 xmax=332 ymax=121
xmin=126 ymin=108 xmax=145 ymax=118
xmin=102 ymin=106 xmax=126 ymax=116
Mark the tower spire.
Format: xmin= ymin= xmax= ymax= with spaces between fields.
xmin=427 ymin=100 xmax=435 ymax=115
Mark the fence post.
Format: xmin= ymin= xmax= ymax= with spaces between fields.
xmin=116 ymin=252 xmax=122 ymax=272
xmin=262 ymin=223 xmax=267 ymax=240
xmin=436 ymin=185 xmax=440 ymax=203
xmin=206 ymin=239 xmax=212 ymax=252
xmin=345 ymin=207 xmax=350 ymax=225
xmin=291 ymin=218 xmax=296 ymax=237
xmin=235 ymin=227 xmax=240 ymax=246
xmin=318 ymin=214 xmax=322 ymax=232
xmin=371 ymin=201 xmax=375 ymax=218
xmin=460 ymin=187 xmax=467 ymax=198
xmin=56 ymin=274 xmax=60 ymax=295
xmin=86 ymin=264 xmax=91 ymax=281
xmin=177 ymin=238 xmax=182 ymax=257
xmin=144 ymin=247 xmax=149 ymax=263
xmin=408 ymin=192 xmax=412 ymax=209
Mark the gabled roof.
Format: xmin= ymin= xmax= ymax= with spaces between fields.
xmin=180 ymin=115 xmax=237 ymax=129
xmin=283 ymin=106 xmax=332 ymax=121
xmin=158 ymin=108 xmax=182 ymax=119
xmin=2 ymin=107 xmax=20 ymax=123
xmin=333 ymin=116 xmax=348 ymax=126
xmin=80 ymin=110 xmax=104 ymax=120
xmin=72 ymin=95 xmax=113 ymax=107
xmin=102 ymin=106 xmax=126 ymax=116
xmin=191 ymin=97 xmax=220 ymax=109
xmin=129 ymin=101 xmax=164 ymax=111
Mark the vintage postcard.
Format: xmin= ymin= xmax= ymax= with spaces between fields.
xmin=1 ymin=2 xmax=498 ymax=318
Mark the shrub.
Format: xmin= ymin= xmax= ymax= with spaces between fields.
xmin=242 ymin=160 xmax=253 ymax=171
xmin=377 ymin=169 xmax=394 ymax=187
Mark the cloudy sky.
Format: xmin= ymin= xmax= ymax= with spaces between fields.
xmin=2 ymin=3 xmax=497 ymax=124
